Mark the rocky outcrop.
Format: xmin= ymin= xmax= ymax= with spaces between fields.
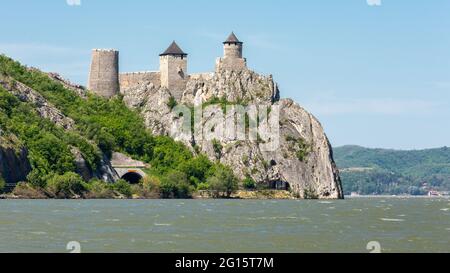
xmin=182 ymin=69 xmax=279 ymax=105
xmin=71 ymin=147 xmax=119 ymax=183
xmin=0 ymin=133 xmax=32 ymax=187
xmin=0 ymin=76 xmax=75 ymax=130
xmin=46 ymin=72 xmax=88 ymax=99
xmin=122 ymin=69 xmax=344 ymax=199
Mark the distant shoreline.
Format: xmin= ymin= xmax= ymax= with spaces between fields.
xmin=347 ymin=195 xmax=450 ymax=199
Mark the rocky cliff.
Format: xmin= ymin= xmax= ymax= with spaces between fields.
xmin=121 ymin=69 xmax=343 ymax=199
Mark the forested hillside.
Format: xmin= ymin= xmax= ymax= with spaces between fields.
xmin=0 ymin=55 xmax=240 ymax=198
xmin=334 ymin=145 xmax=450 ymax=195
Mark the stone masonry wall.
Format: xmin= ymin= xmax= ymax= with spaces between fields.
xmin=119 ymin=71 xmax=161 ymax=91
xmin=224 ymin=43 xmax=243 ymax=59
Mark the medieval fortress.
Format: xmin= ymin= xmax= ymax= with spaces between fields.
xmin=88 ymin=32 xmax=247 ymax=100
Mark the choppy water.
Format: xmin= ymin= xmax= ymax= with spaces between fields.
xmin=0 ymin=197 xmax=449 ymax=253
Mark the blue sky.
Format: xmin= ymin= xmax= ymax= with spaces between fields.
xmin=1 ymin=0 xmax=449 ymax=149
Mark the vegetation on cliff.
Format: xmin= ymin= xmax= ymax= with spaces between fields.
xmin=0 ymin=54 xmax=243 ymax=198
xmin=334 ymin=145 xmax=450 ymax=195
xmin=0 ymin=175 xmax=5 ymax=193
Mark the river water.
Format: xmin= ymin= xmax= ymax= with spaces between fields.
xmin=0 ymin=197 xmax=449 ymax=253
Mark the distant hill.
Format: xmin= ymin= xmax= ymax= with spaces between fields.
xmin=333 ymin=145 xmax=450 ymax=195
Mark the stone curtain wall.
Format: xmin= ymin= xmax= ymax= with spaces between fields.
xmin=119 ymin=72 xmax=161 ymax=91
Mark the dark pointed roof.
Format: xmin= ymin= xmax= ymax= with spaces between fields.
xmin=223 ymin=32 xmax=243 ymax=44
xmin=160 ymin=41 xmax=187 ymax=56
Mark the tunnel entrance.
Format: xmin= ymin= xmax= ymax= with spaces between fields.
xmin=121 ymin=172 xmax=143 ymax=184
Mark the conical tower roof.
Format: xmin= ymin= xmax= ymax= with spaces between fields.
xmin=160 ymin=41 xmax=187 ymax=56
xmin=223 ymin=32 xmax=243 ymax=44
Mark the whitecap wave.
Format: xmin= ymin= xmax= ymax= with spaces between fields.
xmin=28 ymin=231 xmax=47 ymax=235
xmin=154 ymin=223 xmax=172 ymax=226
xmin=380 ymin=218 xmax=405 ymax=222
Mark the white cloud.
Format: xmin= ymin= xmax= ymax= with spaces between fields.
xmin=367 ymin=0 xmax=381 ymax=6
xmin=66 ymin=0 xmax=81 ymax=6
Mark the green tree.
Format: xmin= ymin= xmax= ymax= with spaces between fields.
xmin=207 ymin=176 xmax=224 ymax=198
xmin=207 ymin=165 xmax=239 ymax=198
xmin=85 ymin=179 xmax=115 ymax=198
xmin=111 ymin=179 xmax=132 ymax=197
xmin=177 ymin=154 xmax=212 ymax=186
xmin=242 ymin=176 xmax=256 ymax=190
xmin=0 ymin=175 xmax=5 ymax=193
xmin=160 ymin=171 xmax=193 ymax=199
xmin=46 ymin=172 xmax=87 ymax=198
xmin=212 ymin=139 xmax=223 ymax=160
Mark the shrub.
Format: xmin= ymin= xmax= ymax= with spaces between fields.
xmin=137 ymin=175 xmax=161 ymax=198
xmin=243 ymin=176 xmax=256 ymax=190
xmin=0 ymin=175 xmax=5 ymax=193
xmin=26 ymin=169 xmax=50 ymax=188
xmin=207 ymin=176 xmax=224 ymax=198
xmin=285 ymin=136 xmax=311 ymax=162
xmin=207 ymin=165 xmax=239 ymax=198
xmin=46 ymin=172 xmax=87 ymax=198
xmin=160 ymin=171 xmax=193 ymax=199
xmin=303 ymin=186 xmax=319 ymax=199
xmin=85 ymin=179 xmax=115 ymax=199
xmin=177 ymin=154 xmax=213 ymax=186
xmin=212 ymin=139 xmax=223 ymax=160
xmin=141 ymin=175 xmax=161 ymax=192
xmin=197 ymin=182 xmax=210 ymax=191
xmin=12 ymin=182 xmax=47 ymax=199
xmin=167 ymin=96 xmax=177 ymax=110
xmin=111 ymin=179 xmax=132 ymax=198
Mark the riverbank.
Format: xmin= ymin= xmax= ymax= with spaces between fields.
xmin=0 ymin=189 xmax=295 ymax=200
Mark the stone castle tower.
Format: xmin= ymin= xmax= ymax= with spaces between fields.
xmin=88 ymin=32 xmax=247 ymax=99
xmin=216 ymin=32 xmax=247 ymax=72
xmin=159 ymin=41 xmax=188 ymax=100
xmin=87 ymin=49 xmax=120 ymax=98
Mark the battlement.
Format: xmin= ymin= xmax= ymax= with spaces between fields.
xmin=92 ymin=49 xmax=118 ymax=52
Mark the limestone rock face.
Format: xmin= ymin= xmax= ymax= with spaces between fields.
xmin=46 ymin=72 xmax=87 ymax=99
xmin=122 ymin=69 xmax=343 ymax=199
xmin=270 ymin=99 xmax=343 ymax=198
xmin=182 ymin=69 xmax=279 ymax=106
